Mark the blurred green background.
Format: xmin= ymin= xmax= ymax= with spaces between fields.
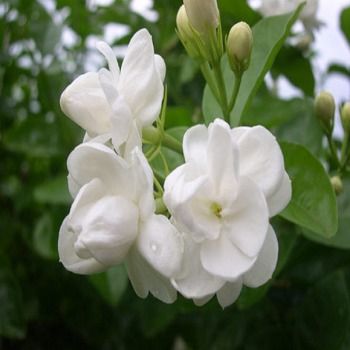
xmin=1 ymin=0 xmax=350 ymax=349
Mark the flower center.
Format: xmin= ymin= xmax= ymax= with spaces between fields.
xmin=210 ymin=202 xmax=222 ymax=219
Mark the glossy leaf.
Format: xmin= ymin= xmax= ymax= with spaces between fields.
xmin=340 ymin=7 xmax=350 ymax=45
xmin=34 ymin=176 xmax=71 ymax=205
xmin=296 ymin=271 xmax=350 ymax=350
xmin=230 ymin=5 xmax=304 ymax=126
xmin=280 ymin=142 xmax=338 ymax=237
xmin=0 ymin=263 xmax=25 ymax=339
xmin=302 ymin=177 xmax=350 ymax=248
xmin=272 ymin=45 xmax=315 ymax=97
xmin=89 ymin=265 xmax=128 ymax=307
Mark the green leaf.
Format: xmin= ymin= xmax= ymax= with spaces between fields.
xmin=219 ymin=0 xmax=261 ymax=27
xmin=296 ymin=271 xmax=350 ymax=350
xmin=0 ymin=262 xmax=26 ymax=339
xmin=32 ymin=213 xmax=59 ymax=260
xmin=139 ymin=299 xmax=178 ymax=337
xmin=230 ymin=5 xmax=304 ymax=125
xmin=3 ymin=117 xmax=62 ymax=157
xmin=280 ymin=142 xmax=338 ymax=237
xmin=89 ymin=265 xmax=128 ymax=307
xmin=302 ymin=177 xmax=350 ymax=248
xmin=340 ymin=7 xmax=350 ymax=45
xmin=272 ymin=45 xmax=315 ymax=97
xmin=275 ymin=98 xmax=323 ymax=157
xmin=202 ymin=55 xmax=235 ymax=124
xmin=34 ymin=175 xmax=71 ymax=205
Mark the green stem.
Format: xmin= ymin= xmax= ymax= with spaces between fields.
xmin=212 ymin=63 xmax=229 ymax=122
xmin=155 ymin=197 xmax=168 ymax=215
xmin=228 ymin=73 xmax=242 ymax=115
xmin=143 ymin=126 xmax=183 ymax=154
xmin=200 ymin=63 xmax=221 ymax=105
xmin=162 ymin=132 xmax=183 ymax=154
xmin=340 ymin=132 xmax=349 ymax=166
xmin=326 ymin=134 xmax=341 ymax=168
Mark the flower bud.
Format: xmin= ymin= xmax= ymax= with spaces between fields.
xmin=183 ymin=0 xmax=219 ymax=34
xmin=227 ymin=22 xmax=253 ymax=75
xmin=314 ymin=91 xmax=335 ymax=134
xmin=341 ymin=102 xmax=350 ymax=134
xmin=176 ymin=5 xmax=202 ymax=60
xmin=330 ymin=176 xmax=343 ymax=195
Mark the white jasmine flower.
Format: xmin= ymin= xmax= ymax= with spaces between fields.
xmin=60 ymin=29 xmax=165 ymax=155
xmin=164 ymin=119 xmax=291 ymax=307
xmin=58 ymin=143 xmax=183 ymax=303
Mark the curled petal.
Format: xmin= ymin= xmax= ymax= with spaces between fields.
xmin=119 ymin=29 xmax=164 ymax=127
xmin=58 ymin=217 xmax=106 ymax=275
xmin=216 ymin=279 xmax=243 ymax=309
xmin=60 ymin=72 xmax=112 ymax=135
xmin=207 ymin=119 xmax=239 ymax=202
xmin=200 ymin=233 xmax=257 ymax=281
xmin=266 ymin=171 xmax=292 ymax=217
xmin=231 ymin=126 xmax=284 ymax=198
xmin=126 ymin=246 xmax=177 ymax=304
xmin=137 ymin=215 xmax=183 ymax=278
xmin=171 ymin=233 xmax=225 ymax=299
xmin=224 ymin=177 xmax=269 ymax=258
xmin=97 ymin=41 xmax=120 ymax=83
xmin=154 ymin=54 xmax=166 ymax=81
xmin=67 ymin=142 xmax=132 ymax=198
xmin=183 ymin=124 xmax=208 ymax=172
xmin=243 ymin=225 xmax=279 ymax=288
xmin=193 ymin=294 xmax=214 ymax=306
xmin=74 ymin=195 xmax=139 ymax=267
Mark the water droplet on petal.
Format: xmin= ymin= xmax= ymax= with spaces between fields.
xmin=151 ymin=243 xmax=158 ymax=252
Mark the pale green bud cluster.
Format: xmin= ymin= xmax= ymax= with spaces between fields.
xmin=176 ymin=0 xmax=223 ymax=65
xmin=226 ymin=22 xmax=253 ymax=75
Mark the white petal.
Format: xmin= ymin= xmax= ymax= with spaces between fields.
xmin=60 ymin=72 xmax=112 ymax=135
xmin=207 ymin=119 xmax=239 ymax=202
xmin=193 ymin=294 xmax=214 ymax=306
xmin=232 ymin=126 xmax=284 ymax=198
xmin=67 ymin=142 xmax=133 ymax=199
xmin=67 ymin=174 xmax=80 ymax=198
xmin=118 ymin=29 xmax=164 ymax=127
xmin=200 ymin=232 xmax=257 ymax=281
xmin=171 ymin=233 xmax=225 ymax=299
xmin=224 ymin=177 xmax=269 ymax=258
xmin=58 ymin=217 xmax=106 ymax=274
xmin=129 ymin=147 xmax=155 ymax=220
xmin=243 ymin=225 xmax=279 ymax=288
xmin=98 ymin=67 xmax=119 ymax=108
xmin=266 ymin=171 xmax=292 ymax=217
xmin=75 ymin=195 xmax=139 ymax=266
xmin=110 ymin=95 xmax=134 ymax=151
xmin=216 ymin=279 xmax=243 ymax=309
xmin=154 ymin=54 xmax=166 ymax=81
xmin=137 ymin=215 xmax=183 ymax=278
xmin=183 ymin=124 xmax=208 ymax=172
xmin=96 ymin=41 xmax=120 ymax=83
xmin=126 ymin=246 xmax=177 ymax=303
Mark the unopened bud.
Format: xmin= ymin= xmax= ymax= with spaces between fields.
xmin=183 ymin=0 xmax=219 ymax=34
xmin=227 ymin=22 xmax=253 ymax=75
xmin=341 ymin=102 xmax=350 ymax=134
xmin=315 ymin=91 xmax=335 ymax=134
xmin=330 ymin=176 xmax=343 ymax=195
xmin=177 ymin=5 xmax=193 ymax=41
xmin=176 ymin=5 xmax=201 ymax=60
